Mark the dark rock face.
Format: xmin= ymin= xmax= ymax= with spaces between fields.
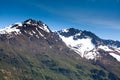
xmin=58 ymin=28 xmax=81 ymax=37
xmin=103 ymin=40 xmax=120 ymax=47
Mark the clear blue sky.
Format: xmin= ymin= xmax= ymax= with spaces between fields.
xmin=0 ymin=0 xmax=120 ymax=41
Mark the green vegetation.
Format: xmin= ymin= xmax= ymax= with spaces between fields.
xmin=0 ymin=33 xmax=120 ymax=80
xmin=0 ymin=49 xmax=120 ymax=80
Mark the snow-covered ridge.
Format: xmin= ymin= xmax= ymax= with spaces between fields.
xmin=0 ymin=19 xmax=50 ymax=35
xmin=98 ymin=45 xmax=113 ymax=51
xmin=0 ymin=23 xmax=21 ymax=34
xmin=58 ymin=28 xmax=120 ymax=62
xmin=58 ymin=32 xmax=96 ymax=59
xmin=58 ymin=28 xmax=98 ymax=59
xmin=24 ymin=19 xmax=50 ymax=33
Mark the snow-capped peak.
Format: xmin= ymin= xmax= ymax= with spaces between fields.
xmin=58 ymin=33 xmax=95 ymax=59
xmin=58 ymin=28 xmax=120 ymax=62
xmin=23 ymin=19 xmax=50 ymax=33
xmin=0 ymin=19 xmax=51 ymax=35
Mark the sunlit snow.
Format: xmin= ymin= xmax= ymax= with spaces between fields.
xmin=109 ymin=53 xmax=120 ymax=62
xmin=98 ymin=45 xmax=113 ymax=51
xmin=0 ymin=25 xmax=20 ymax=34
xmin=59 ymin=34 xmax=95 ymax=58
xmin=15 ymin=22 xmax=22 ymax=26
xmin=42 ymin=24 xmax=50 ymax=33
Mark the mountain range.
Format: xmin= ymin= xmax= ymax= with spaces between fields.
xmin=0 ymin=19 xmax=120 ymax=80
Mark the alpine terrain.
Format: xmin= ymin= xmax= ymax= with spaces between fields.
xmin=0 ymin=19 xmax=120 ymax=80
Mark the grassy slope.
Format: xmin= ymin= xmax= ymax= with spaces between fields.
xmin=0 ymin=34 xmax=120 ymax=80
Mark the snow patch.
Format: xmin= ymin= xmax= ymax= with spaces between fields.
xmin=39 ymin=24 xmax=50 ymax=33
xmin=109 ymin=53 xmax=120 ymax=62
xmin=62 ymin=29 xmax=69 ymax=33
xmin=36 ymin=28 xmax=44 ymax=37
xmin=15 ymin=22 xmax=22 ymax=26
xmin=98 ymin=45 xmax=112 ymax=51
xmin=75 ymin=33 xmax=81 ymax=36
xmin=84 ymin=51 xmax=99 ymax=60
xmin=26 ymin=20 xmax=31 ymax=24
xmin=29 ymin=32 xmax=33 ymax=36
xmin=32 ymin=30 xmax=36 ymax=34
xmin=36 ymin=35 xmax=39 ymax=38
xmin=59 ymin=34 xmax=95 ymax=58
xmin=43 ymin=24 xmax=50 ymax=33
xmin=0 ymin=26 xmax=20 ymax=34
xmin=111 ymin=46 xmax=120 ymax=53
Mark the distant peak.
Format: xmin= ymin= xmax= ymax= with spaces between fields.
xmin=0 ymin=19 xmax=51 ymax=35
xmin=58 ymin=28 xmax=99 ymax=39
xmin=24 ymin=19 xmax=35 ymax=24
xmin=23 ymin=19 xmax=50 ymax=33
xmin=58 ymin=28 xmax=82 ymax=37
xmin=67 ymin=28 xmax=81 ymax=33
xmin=62 ymin=28 xmax=81 ymax=33
xmin=25 ymin=18 xmax=35 ymax=22
xmin=23 ymin=19 xmax=42 ymax=25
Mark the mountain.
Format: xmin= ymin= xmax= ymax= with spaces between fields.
xmin=58 ymin=28 xmax=120 ymax=61
xmin=0 ymin=19 xmax=120 ymax=80
xmin=58 ymin=28 xmax=120 ymax=79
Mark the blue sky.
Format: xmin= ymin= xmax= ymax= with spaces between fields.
xmin=0 ymin=0 xmax=120 ymax=41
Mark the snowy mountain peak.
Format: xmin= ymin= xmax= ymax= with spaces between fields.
xmin=58 ymin=28 xmax=82 ymax=38
xmin=0 ymin=19 xmax=51 ymax=35
xmin=58 ymin=28 xmax=120 ymax=62
xmin=23 ymin=19 xmax=50 ymax=33
xmin=24 ymin=19 xmax=37 ymax=24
